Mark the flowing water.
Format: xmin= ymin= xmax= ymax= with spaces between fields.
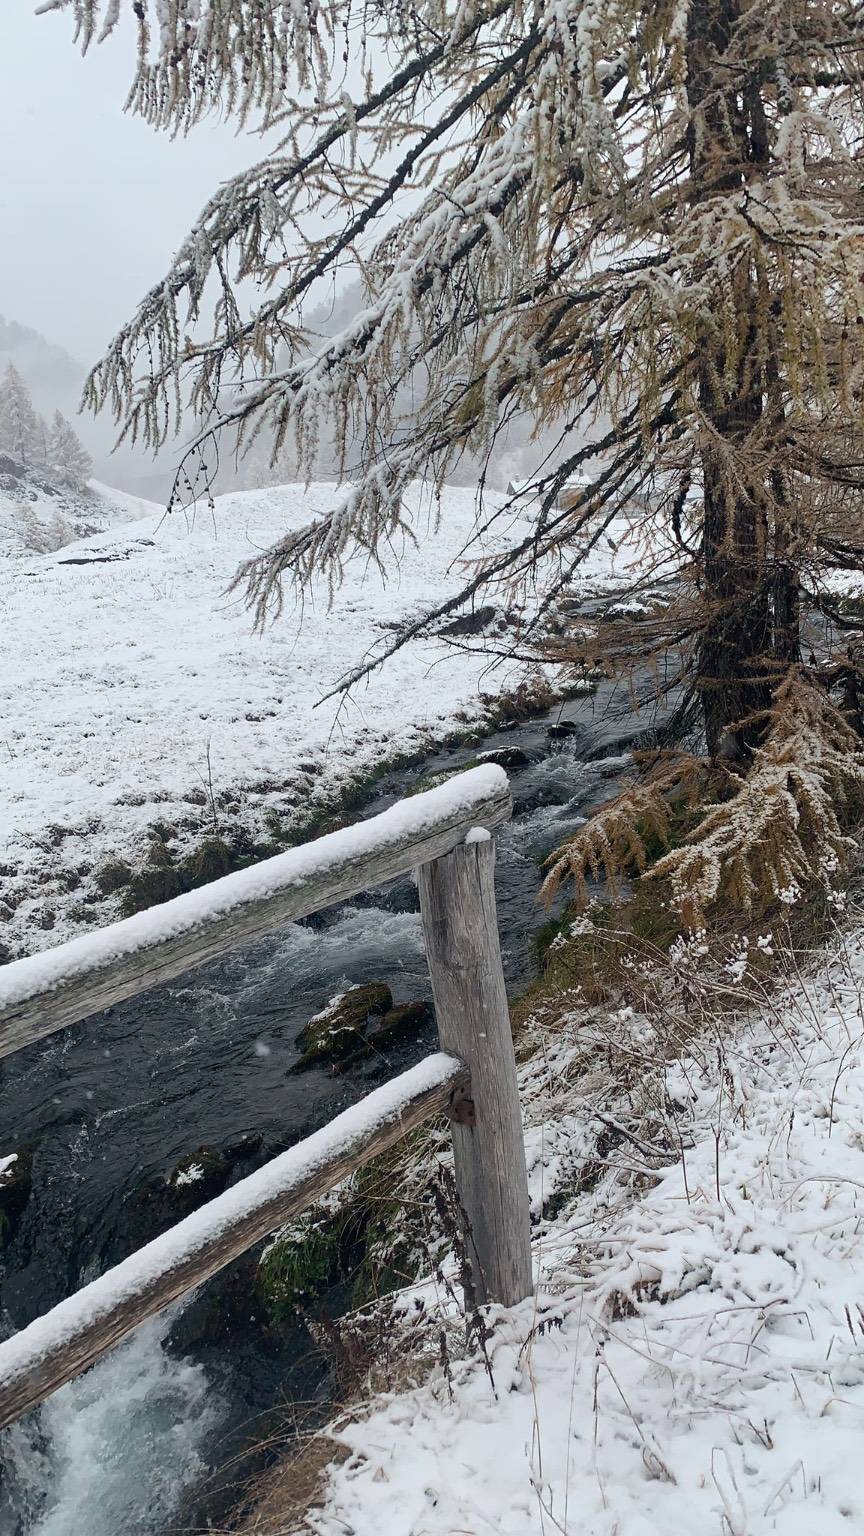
xmin=0 ymin=681 xmax=653 ymax=1535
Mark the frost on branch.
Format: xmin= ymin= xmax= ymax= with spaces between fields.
xmin=650 ymin=676 xmax=864 ymax=924
xmin=540 ymin=755 xmax=707 ymax=911
xmin=38 ymin=0 xmax=331 ymax=128
xmin=43 ymin=0 xmax=864 ymax=750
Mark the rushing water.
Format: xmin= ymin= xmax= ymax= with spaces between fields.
xmin=0 ymin=681 xmax=651 ymax=1535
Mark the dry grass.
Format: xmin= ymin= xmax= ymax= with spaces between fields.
xmin=231 ymin=1435 xmax=349 ymax=1535
xmin=225 ymin=861 xmax=864 ymax=1535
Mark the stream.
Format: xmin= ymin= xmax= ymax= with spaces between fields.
xmin=0 ymin=679 xmax=654 ymax=1535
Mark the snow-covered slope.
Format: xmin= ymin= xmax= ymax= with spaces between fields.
xmin=1 ymin=481 xmax=583 ymax=952
xmin=0 ymin=458 xmax=157 ymax=559
xmin=299 ymin=921 xmax=864 ymax=1536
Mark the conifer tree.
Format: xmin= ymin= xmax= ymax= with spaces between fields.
xmin=48 ymin=410 xmax=92 ymax=489
xmin=47 ymin=0 xmax=864 ymax=912
xmin=0 ymin=363 xmax=48 ymax=470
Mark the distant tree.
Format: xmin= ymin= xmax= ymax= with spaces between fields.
xmin=48 ymin=0 xmax=864 ymax=918
xmin=0 ymin=363 xmax=47 ymax=469
xmin=48 ymin=410 xmax=92 ymax=489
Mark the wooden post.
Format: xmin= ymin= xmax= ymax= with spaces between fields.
xmin=418 ymin=834 xmax=532 ymax=1307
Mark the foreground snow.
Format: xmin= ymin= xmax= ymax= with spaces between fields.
xmin=1 ymin=481 xmax=641 ymax=953
xmin=302 ymin=925 xmax=864 ymax=1536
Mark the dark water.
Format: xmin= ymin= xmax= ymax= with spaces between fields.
xmin=0 ymin=681 xmax=650 ymax=1535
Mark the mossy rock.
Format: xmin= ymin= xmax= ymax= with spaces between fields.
xmin=334 ymin=1000 xmax=434 ymax=1071
xmin=292 ymin=983 xmax=393 ymax=1071
xmin=165 ymin=1144 xmax=230 ymax=1213
xmin=0 ymin=1149 xmax=32 ymax=1248
xmin=366 ymin=1000 xmax=432 ymax=1049
xmin=168 ymin=1250 xmax=268 ymax=1353
xmin=407 ymin=746 xmax=527 ymax=801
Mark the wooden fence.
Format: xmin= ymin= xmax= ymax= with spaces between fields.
xmin=0 ymin=764 xmax=533 ymax=1432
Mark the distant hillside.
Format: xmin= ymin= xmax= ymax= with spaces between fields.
xmin=0 ymin=455 xmax=157 ymax=559
xmin=0 ymin=317 xmax=81 ymax=411
xmin=0 ymin=314 xmax=176 ymax=501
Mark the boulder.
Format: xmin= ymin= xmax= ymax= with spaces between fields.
xmin=292 ymin=982 xmax=393 ymax=1071
xmin=477 ymin=746 xmax=529 ymax=770
xmin=367 ymin=1000 xmax=433 ymax=1049
xmin=332 ymin=1000 xmax=434 ymax=1072
xmin=165 ymin=1144 xmax=231 ymax=1214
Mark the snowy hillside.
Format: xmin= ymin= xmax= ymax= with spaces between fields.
xmin=1 ymin=480 xmax=648 ymax=955
xmin=0 ymin=459 xmax=156 ymax=559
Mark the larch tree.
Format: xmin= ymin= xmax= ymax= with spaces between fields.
xmin=0 ymin=363 xmax=48 ymax=470
xmin=48 ymin=409 xmax=93 ymax=489
xmin=47 ymin=0 xmax=864 ymax=919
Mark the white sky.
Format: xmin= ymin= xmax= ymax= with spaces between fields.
xmin=0 ymin=6 xmax=263 ymax=364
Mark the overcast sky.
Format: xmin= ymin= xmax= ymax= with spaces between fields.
xmin=0 ymin=6 xmax=263 ymax=365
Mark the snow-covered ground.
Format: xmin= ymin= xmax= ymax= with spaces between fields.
xmin=0 ymin=464 xmax=153 ymax=559
xmin=0 ymin=480 xmax=647 ymax=954
xmin=296 ymin=920 xmax=864 ymax=1536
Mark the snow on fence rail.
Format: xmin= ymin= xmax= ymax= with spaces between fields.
xmin=0 ymin=1054 xmax=468 ymax=1432
xmin=0 ymin=765 xmax=533 ymax=1431
xmin=0 ymin=764 xmax=512 ymax=1060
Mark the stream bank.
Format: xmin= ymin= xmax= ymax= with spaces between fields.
xmin=0 ymin=677 xmax=659 ymax=1535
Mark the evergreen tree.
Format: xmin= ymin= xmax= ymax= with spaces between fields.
xmin=0 ymin=363 xmax=47 ymax=469
xmin=48 ymin=410 xmax=92 ymax=489
xmin=48 ymin=0 xmax=864 ymax=913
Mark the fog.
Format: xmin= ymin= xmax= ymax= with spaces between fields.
xmin=0 ymin=6 xmax=259 ymax=365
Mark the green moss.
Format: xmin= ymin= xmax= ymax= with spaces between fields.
xmin=263 ymin=806 xmax=290 ymax=844
xmin=292 ymin=983 xmax=393 ymax=1071
xmin=531 ymin=913 xmax=571 ymax=967
xmin=257 ymin=1218 xmax=344 ymax=1322
xmin=256 ymin=1138 xmax=428 ymax=1326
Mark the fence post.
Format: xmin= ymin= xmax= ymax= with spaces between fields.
xmin=417 ymin=833 xmax=533 ymax=1308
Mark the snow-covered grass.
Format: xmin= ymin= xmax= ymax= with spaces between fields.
xmin=262 ymin=914 xmax=864 ymax=1536
xmin=0 ymin=480 xmax=639 ymax=955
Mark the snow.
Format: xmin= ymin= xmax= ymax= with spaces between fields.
xmin=171 ymin=1164 xmax=204 ymax=1188
xmin=0 ymin=763 xmax=507 ymax=1014
xmin=0 ymin=1051 xmax=463 ymax=1392
xmin=300 ymin=926 xmax=864 ymax=1536
xmin=0 ymin=478 xmax=645 ymax=954
xmin=0 ymin=1154 xmax=18 ymax=1182
xmin=0 ymin=467 xmax=153 ymax=560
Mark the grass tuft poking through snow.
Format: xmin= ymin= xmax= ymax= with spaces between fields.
xmin=271 ymin=911 xmax=864 ymax=1536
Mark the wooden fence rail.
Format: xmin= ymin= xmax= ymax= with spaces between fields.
xmin=0 ymin=1055 xmax=468 ymax=1432
xmin=0 ymin=766 xmax=512 ymax=1060
xmin=0 ymin=764 xmax=533 ymax=1431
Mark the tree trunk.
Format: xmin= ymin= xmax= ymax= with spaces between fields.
xmin=687 ymin=0 xmax=775 ymax=759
